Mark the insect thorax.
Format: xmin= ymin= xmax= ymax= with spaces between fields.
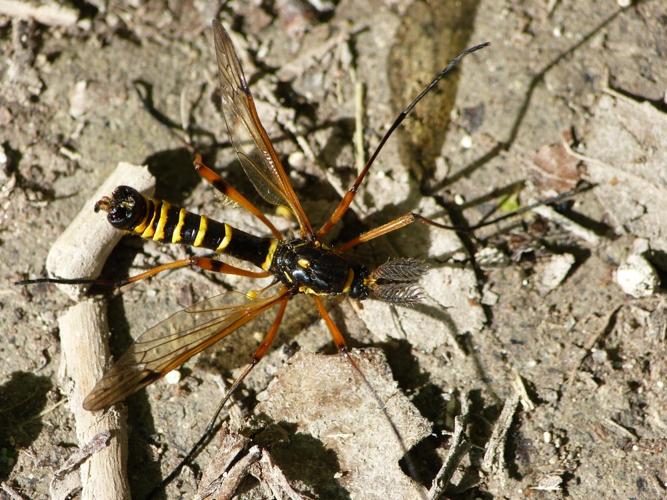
xmin=270 ymin=239 xmax=370 ymax=299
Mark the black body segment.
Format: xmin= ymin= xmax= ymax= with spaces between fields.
xmin=96 ymin=186 xmax=276 ymax=270
xmin=95 ymin=187 xmax=374 ymax=297
xmin=270 ymin=238 xmax=370 ymax=298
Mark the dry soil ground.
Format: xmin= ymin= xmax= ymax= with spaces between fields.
xmin=1 ymin=0 xmax=667 ymax=499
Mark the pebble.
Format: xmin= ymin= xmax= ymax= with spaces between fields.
xmin=615 ymin=239 xmax=659 ymax=298
xmin=164 ymin=369 xmax=181 ymax=385
xmin=536 ymin=253 xmax=575 ymax=295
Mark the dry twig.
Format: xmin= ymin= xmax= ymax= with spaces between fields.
xmin=428 ymin=393 xmax=471 ymax=499
xmin=46 ymin=163 xmax=155 ymax=500
xmin=481 ymin=392 xmax=521 ymax=488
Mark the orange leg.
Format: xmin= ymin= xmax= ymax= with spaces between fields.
xmin=335 ymin=179 xmax=593 ymax=253
xmin=115 ymin=256 xmax=270 ymax=287
xmin=17 ymin=257 xmax=269 ymax=289
xmin=157 ymin=295 xmax=289 ymax=492
xmin=313 ymin=295 xmax=348 ymax=352
xmin=335 ymin=213 xmax=460 ymax=253
xmin=193 ymin=153 xmax=282 ymax=240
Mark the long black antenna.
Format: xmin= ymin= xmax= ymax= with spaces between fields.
xmin=365 ymin=42 xmax=490 ymax=178
xmin=317 ymin=41 xmax=490 ymax=236
xmin=357 ymin=42 xmax=490 ymax=195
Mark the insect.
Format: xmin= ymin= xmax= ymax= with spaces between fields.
xmin=20 ymin=19 xmax=491 ymax=490
xmin=75 ymin=21 xmax=489 ymax=412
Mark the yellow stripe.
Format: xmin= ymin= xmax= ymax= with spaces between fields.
xmin=141 ymin=200 xmax=160 ymax=239
xmin=133 ymin=199 xmax=151 ymax=234
xmin=171 ymin=208 xmax=186 ymax=244
xmin=299 ymin=286 xmax=328 ymax=296
xmin=153 ymin=201 xmax=171 ymax=242
xmin=193 ymin=215 xmax=208 ymax=247
xmin=216 ymin=224 xmax=233 ymax=253
xmin=342 ymin=268 xmax=355 ymax=294
xmin=262 ymin=240 xmax=279 ymax=271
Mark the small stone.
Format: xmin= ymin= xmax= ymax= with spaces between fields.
xmin=288 ymin=151 xmax=306 ymax=169
xmin=69 ymin=80 xmax=88 ymax=119
xmin=0 ymin=144 xmax=8 ymax=170
xmin=0 ymin=106 xmax=12 ymax=126
xmin=536 ymin=253 xmax=575 ymax=295
xmin=616 ymin=252 xmax=659 ymax=298
xmin=481 ymin=286 xmax=499 ymax=306
xmin=591 ymin=348 xmax=607 ymax=364
xmin=631 ymin=238 xmax=650 ymax=255
xmin=164 ymin=369 xmax=181 ymax=385
xmin=476 ymin=246 xmax=509 ymax=267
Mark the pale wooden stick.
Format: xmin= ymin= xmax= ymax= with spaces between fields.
xmin=47 ymin=163 xmax=156 ymax=500
xmin=59 ymin=300 xmax=130 ymax=500
xmin=0 ymin=0 xmax=79 ymax=27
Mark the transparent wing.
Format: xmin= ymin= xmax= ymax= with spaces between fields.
xmin=83 ymin=287 xmax=289 ymax=411
xmin=213 ymin=20 xmax=313 ymax=236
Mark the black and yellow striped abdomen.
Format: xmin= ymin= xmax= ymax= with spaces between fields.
xmin=95 ymin=185 xmax=277 ymax=270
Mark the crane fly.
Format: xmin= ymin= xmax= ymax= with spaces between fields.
xmin=19 ymin=19 xmax=491 ymax=490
